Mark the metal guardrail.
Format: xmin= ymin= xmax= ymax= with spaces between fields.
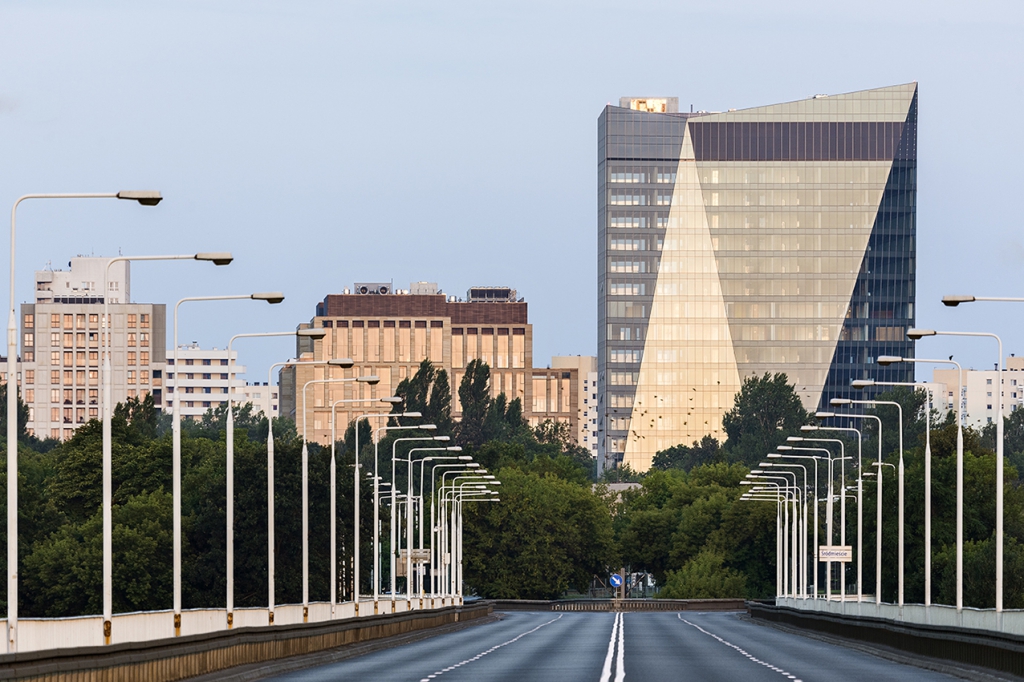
xmin=488 ymin=598 xmax=746 ymax=612
xmin=749 ymin=601 xmax=1024 ymax=678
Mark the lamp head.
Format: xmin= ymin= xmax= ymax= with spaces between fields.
xmin=776 ymin=445 xmax=793 ymax=451
xmin=195 ymin=252 xmax=233 ymax=265
xmin=382 ymin=396 xmax=403 ymax=404
xmin=800 ymin=425 xmax=818 ymax=432
xmin=877 ymin=355 xmax=902 ymax=366
xmin=329 ymin=358 xmax=355 ymax=369
xmin=466 ymin=463 xmax=480 ymax=468
xmin=297 ymin=328 xmax=327 ymax=339
xmin=117 ymin=190 xmax=163 ymax=205
xmin=357 ymin=375 xmax=380 ymax=385
xmin=456 ymin=454 xmax=471 ymax=458
xmin=759 ymin=462 xmax=772 ymax=467
xmin=740 ymin=481 xmax=753 ymax=485
xmin=447 ymin=446 xmax=463 ymax=452
xmin=851 ymin=379 xmax=874 ymax=389
xmin=402 ymin=411 xmax=423 ymax=418
xmin=749 ymin=469 xmax=763 ymax=474
xmin=830 ymin=398 xmax=852 ymax=406
xmin=814 ymin=411 xmax=834 ymax=419
xmin=252 ymin=292 xmax=285 ymax=304
xmin=786 ymin=436 xmax=803 ymax=442
xmin=942 ymin=295 xmax=975 ymax=307
xmin=433 ymin=435 xmax=450 ymax=441
xmin=418 ymin=424 xmax=437 ymax=430
xmin=907 ymin=328 xmax=937 ymax=340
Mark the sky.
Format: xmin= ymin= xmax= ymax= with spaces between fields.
xmin=1 ymin=0 xmax=1023 ymax=382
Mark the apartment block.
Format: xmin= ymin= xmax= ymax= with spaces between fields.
xmin=931 ymin=356 xmax=1024 ymax=428
xmin=165 ymin=344 xmax=246 ymax=420
xmin=19 ymin=257 xmax=166 ymax=440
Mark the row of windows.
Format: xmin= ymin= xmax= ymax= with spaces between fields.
xmin=23 ymin=313 xmax=150 ymax=330
xmin=23 ymin=331 xmax=151 ymax=348
xmin=608 ymin=193 xmax=673 ymax=206
xmin=166 ymin=358 xmax=229 ymax=366
xmin=321 ymin=319 xmax=444 ymax=329
xmin=167 ymin=372 xmax=231 ymax=380
xmin=607 ymin=170 xmax=677 ymax=184
xmin=33 ymin=350 xmax=153 ymax=369
xmin=167 ymin=386 xmax=229 ymax=395
xmin=31 ymin=369 xmax=154 ymax=387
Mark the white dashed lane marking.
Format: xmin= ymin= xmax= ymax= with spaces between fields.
xmin=678 ymin=615 xmax=802 ymax=682
xmin=417 ymin=613 xmax=563 ymax=682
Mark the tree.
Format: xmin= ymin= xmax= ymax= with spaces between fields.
xmin=393 ymin=360 xmax=453 ymax=434
xmin=651 ymin=435 xmax=722 ymax=472
xmin=721 ymin=373 xmax=809 ymax=467
xmin=659 ymin=550 xmax=747 ymax=599
xmin=455 ymin=359 xmax=491 ymax=448
xmin=461 ymin=468 xmax=615 ymax=599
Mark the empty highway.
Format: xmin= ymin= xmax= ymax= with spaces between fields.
xmin=264 ymin=610 xmax=964 ymax=682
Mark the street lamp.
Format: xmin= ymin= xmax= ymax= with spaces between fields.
xmin=413 ymin=448 xmax=468 ymax=600
xmin=7 ymin=190 xmax=162 ymax=652
xmin=778 ymin=445 xmax=838 ymax=599
xmin=746 ymin=475 xmax=796 ymax=597
xmin=762 ymin=461 xmax=808 ymax=599
xmin=261 ymin=356 xmax=355 ymax=622
xmin=222 ymin=328 xmax=326 ymax=626
xmin=878 ymin=354 xmax=965 ymax=610
xmin=172 ymin=293 xmax=284 ymax=634
xmin=909 ymin=325 xmax=1005 ymax=612
xmin=831 ymin=396 xmax=906 ymax=607
xmin=298 ymin=373 xmax=377 ymax=620
xmin=326 ymin=396 xmax=401 ymax=614
xmin=391 ymin=435 xmax=448 ymax=604
xmin=854 ymin=376 xmax=938 ymax=606
xmin=99 ymin=252 xmax=232 ymax=641
xmin=770 ymin=450 xmax=821 ymax=598
xmin=349 ymin=409 xmax=419 ymax=615
xmin=429 ymin=462 xmax=478 ymax=599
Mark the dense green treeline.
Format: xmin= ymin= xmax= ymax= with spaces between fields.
xmin=3 ymin=365 xmax=1022 ymax=611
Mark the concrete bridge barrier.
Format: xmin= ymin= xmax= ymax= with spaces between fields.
xmin=0 ymin=603 xmax=491 ymax=682
xmin=488 ymin=598 xmax=746 ymax=612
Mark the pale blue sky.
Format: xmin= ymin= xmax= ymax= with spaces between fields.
xmin=1 ymin=1 xmax=1022 ymax=381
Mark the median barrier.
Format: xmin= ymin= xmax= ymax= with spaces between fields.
xmin=0 ymin=603 xmax=491 ymax=682
xmin=488 ymin=598 xmax=746 ymax=612
xmin=748 ymin=601 xmax=1024 ymax=678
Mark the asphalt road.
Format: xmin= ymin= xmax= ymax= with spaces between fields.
xmin=263 ymin=610 xmax=961 ymax=682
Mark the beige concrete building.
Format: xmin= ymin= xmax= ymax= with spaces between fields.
xmin=19 ymin=257 xmax=166 ymax=440
xmin=280 ymin=283 xmax=583 ymax=445
xmin=552 ymin=356 xmax=598 ymax=455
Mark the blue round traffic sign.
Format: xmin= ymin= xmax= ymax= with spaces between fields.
xmin=609 ymin=573 xmax=623 ymax=588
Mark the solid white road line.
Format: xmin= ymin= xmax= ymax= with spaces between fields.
xmin=599 ymin=612 xmax=625 ymax=682
xmin=417 ymin=614 xmax=563 ymax=682
xmin=614 ymin=612 xmax=625 ymax=682
xmin=678 ymin=615 xmax=801 ymax=682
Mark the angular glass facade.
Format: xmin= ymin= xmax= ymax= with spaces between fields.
xmin=598 ymin=85 xmax=917 ymax=473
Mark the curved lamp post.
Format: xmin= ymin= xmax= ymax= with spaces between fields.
xmin=909 ymin=326 xmax=1005 ymax=612
xmin=8 ymin=190 xmax=161 ymax=652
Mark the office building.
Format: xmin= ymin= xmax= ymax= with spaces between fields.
xmin=165 ymin=344 xmax=246 ymax=420
xmin=598 ymin=84 xmax=918 ymax=472
xmin=238 ymin=381 xmax=279 ymax=419
xmin=280 ymin=282 xmax=550 ymax=445
xmin=552 ymin=355 xmax=598 ymax=455
xmin=19 ymin=257 xmax=166 ymax=439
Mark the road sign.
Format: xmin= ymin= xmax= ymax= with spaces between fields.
xmin=609 ymin=573 xmax=623 ymax=588
xmin=818 ymin=545 xmax=853 ymax=562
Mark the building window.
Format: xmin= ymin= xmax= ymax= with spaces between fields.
xmin=202 ymin=359 xmax=211 ymax=366
xmin=141 ymin=351 xmax=149 ymax=364
xmin=63 ymin=314 xmax=73 ymax=330
xmin=89 ymin=389 xmax=98 ymax=405
xmin=140 ymin=371 xmax=149 ymax=384
xmin=220 ymin=359 xmax=228 ymax=366
xmin=50 ymin=314 xmax=60 ymax=329
xmin=23 ymin=332 xmax=33 ymax=347
xmin=220 ymin=373 xmax=228 ymax=380
xmin=127 ymin=333 xmax=137 ymax=347
xmin=140 ymin=314 xmax=149 ymax=328
xmin=89 ymin=314 xmax=99 ymax=329
xmin=23 ymin=313 xmax=33 ymax=328
xmin=24 ymin=370 xmax=33 ymax=384
xmin=203 ymin=401 xmax=211 ymax=408
xmin=128 ymin=351 xmax=136 ymax=365
xmin=185 ymin=359 xmax=193 ymax=366
xmin=24 ymin=389 xmax=34 ymax=403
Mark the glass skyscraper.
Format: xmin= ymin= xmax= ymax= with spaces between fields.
xmin=597 ymin=84 xmax=918 ymax=473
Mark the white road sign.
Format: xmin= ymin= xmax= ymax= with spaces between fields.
xmin=817 ymin=545 xmax=853 ymax=562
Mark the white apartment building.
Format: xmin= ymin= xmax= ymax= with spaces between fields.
xmin=931 ymin=356 xmax=1024 ymax=428
xmin=19 ymin=257 xmax=166 ymax=440
xmin=164 ymin=344 xmax=246 ymax=420
xmin=552 ymin=356 xmax=598 ymax=456
xmin=238 ymin=382 xmax=279 ymax=419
